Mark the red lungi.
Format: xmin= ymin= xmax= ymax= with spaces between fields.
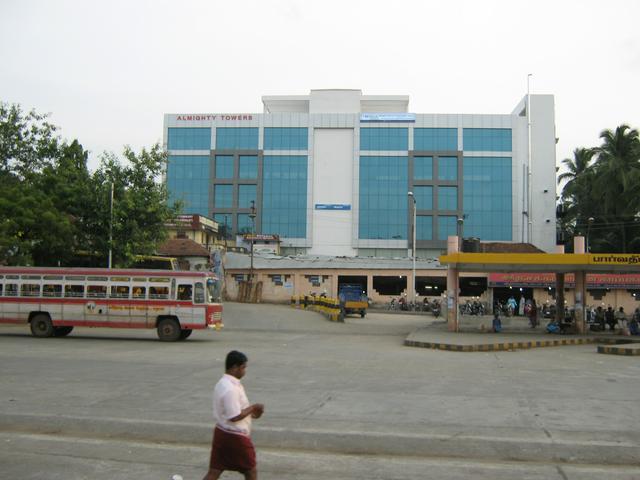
xmin=209 ymin=426 xmax=256 ymax=472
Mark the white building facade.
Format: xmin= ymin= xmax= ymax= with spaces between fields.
xmin=164 ymin=89 xmax=557 ymax=257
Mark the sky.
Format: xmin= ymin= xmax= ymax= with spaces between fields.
xmin=1 ymin=0 xmax=639 ymax=176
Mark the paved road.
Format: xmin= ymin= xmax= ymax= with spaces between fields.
xmin=1 ymin=302 xmax=639 ymax=478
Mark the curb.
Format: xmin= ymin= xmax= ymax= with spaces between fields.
xmin=597 ymin=344 xmax=640 ymax=356
xmin=1 ymin=413 xmax=639 ymax=466
xmin=404 ymin=337 xmax=597 ymax=352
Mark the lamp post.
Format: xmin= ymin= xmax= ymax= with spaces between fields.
xmin=408 ymin=192 xmax=416 ymax=305
xmin=457 ymin=217 xmax=464 ymax=252
xmin=108 ymin=181 xmax=114 ymax=269
xmin=248 ymin=200 xmax=256 ymax=283
xmin=586 ymin=217 xmax=594 ymax=253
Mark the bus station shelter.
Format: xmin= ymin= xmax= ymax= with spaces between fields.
xmin=439 ymin=236 xmax=640 ymax=333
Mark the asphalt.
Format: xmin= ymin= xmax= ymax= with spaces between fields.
xmin=1 ymin=303 xmax=639 ymax=470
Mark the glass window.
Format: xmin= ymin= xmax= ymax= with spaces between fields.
xmin=239 ymin=155 xmax=258 ymax=178
xmin=216 ymin=128 xmax=259 ymax=150
xmin=149 ymin=286 xmax=169 ymax=299
xmin=167 ymin=128 xmax=211 ymax=150
xmin=462 ymin=157 xmax=512 ymax=240
xmin=438 ymin=156 xmax=458 ymax=181
xmin=215 ymin=155 xmax=234 ymax=179
xmin=167 ymin=155 xmax=210 ymax=216
xmin=65 ymin=285 xmax=84 ymax=298
xmin=413 ymin=186 xmax=433 ymax=210
xmin=417 ymin=215 xmax=433 ymax=240
xmin=414 ymin=128 xmax=457 ymax=151
xmin=463 ymin=128 xmax=512 ymax=152
xmin=43 ymin=284 xmax=62 ymax=297
xmin=110 ymin=285 xmax=129 ymax=299
xmin=237 ymin=213 xmax=256 ymax=234
xmin=5 ymin=283 xmax=18 ymax=296
xmin=194 ymin=282 xmax=205 ymax=304
xmin=87 ymin=285 xmax=107 ymax=298
xmin=262 ymin=155 xmax=307 ymax=238
xmin=238 ymin=184 xmax=257 ymax=209
xmin=177 ymin=284 xmax=193 ymax=301
xmin=359 ymin=156 xmax=408 ymax=239
xmin=438 ymin=186 xmax=458 ymax=210
xmin=414 ymin=156 xmax=433 ymax=180
xmin=360 ymin=128 xmax=408 ymax=151
xmin=214 ymin=184 xmax=233 ymax=208
xmin=20 ymin=284 xmax=40 ymax=297
xmin=132 ymin=286 xmax=146 ymax=299
xmin=438 ymin=216 xmax=458 ymax=240
xmin=264 ymin=128 xmax=308 ymax=150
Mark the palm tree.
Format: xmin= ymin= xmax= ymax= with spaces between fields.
xmin=592 ymin=125 xmax=640 ymax=252
xmin=557 ymin=147 xmax=595 ymax=193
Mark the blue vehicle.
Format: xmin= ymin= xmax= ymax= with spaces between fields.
xmin=338 ymin=284 xmax=368 ymax=319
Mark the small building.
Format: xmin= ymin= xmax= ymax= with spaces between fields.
xmin=157 ymin=238 xmax=211 ymax=271
xmin=165 ymin=214 xmax=228 ymax=250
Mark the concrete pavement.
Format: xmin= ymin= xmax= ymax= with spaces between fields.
xmin=1 ymin=302 xmax=639 ymax=473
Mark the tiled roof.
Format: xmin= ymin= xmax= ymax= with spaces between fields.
xmin=157 ymin=238 xmax=210 ymax=257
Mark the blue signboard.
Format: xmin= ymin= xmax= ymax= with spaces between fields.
xmin=360 ymin=113 xmax=416 ymax=123
xmin=315 ymin=204 xmax=351 ymax=210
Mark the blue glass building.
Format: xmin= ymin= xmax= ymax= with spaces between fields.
xmin=164 ymin=89 xmax=557 ymax=256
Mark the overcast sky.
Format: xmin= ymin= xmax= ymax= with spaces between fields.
xmin=1 ymin=0 xmax=639 ymax=176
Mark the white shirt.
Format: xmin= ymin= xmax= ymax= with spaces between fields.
xmin=212 ymin=373 xmax=252 ymax=435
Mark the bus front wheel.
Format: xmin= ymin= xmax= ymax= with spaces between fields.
xmin=157 ymin=318 xmax=181 ymax=342
xmin=30 ymin=314 xmax=54 ymax=338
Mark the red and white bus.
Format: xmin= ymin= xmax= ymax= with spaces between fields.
xmin=0 ymin=267 xmax=223 ymax=341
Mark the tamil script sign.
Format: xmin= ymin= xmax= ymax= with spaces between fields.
xmin=590 ymin=254 xmax=640 ymax=265
xmin=488 ymin=272 xmax=640 ymax=289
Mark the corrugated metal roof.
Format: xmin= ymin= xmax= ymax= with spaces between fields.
xmin=224 ymin=252 xmax=445 ymax=270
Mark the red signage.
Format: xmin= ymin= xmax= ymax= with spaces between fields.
xmin=488 ymin=273 xmax=640 ymax=289
xmin=176 ymin=114 xmax=253 ymax=121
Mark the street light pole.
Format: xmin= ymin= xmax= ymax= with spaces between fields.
xmin=587 ymin=217 xmax=594 ymax=253
xmin=249 ymin=200 xmax=256 ymax=283
xmin=408 ymin=192 xmax=416 ymax=305
xmin=108 ymin=181 xmax=114 ymax=269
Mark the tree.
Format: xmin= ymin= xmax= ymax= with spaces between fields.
xmin=88 ymin=144 xmax=181 ymax=267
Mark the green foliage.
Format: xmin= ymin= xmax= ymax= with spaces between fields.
xmin=558 ymin=124 xmax=640 ymax=253
xmin=0 ymin=102 xmax=181 ymax=266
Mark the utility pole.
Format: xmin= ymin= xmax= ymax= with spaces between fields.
xmin=249 ymin=200 xmax=256 ymax=283
xmin=108 ymin=181 xmax=114 ymax=269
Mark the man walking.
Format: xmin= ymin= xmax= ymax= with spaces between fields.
xmin=203 ymin=351 xmax=264 ymax=480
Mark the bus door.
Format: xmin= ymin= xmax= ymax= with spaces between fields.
xmin=85 ymin=280 xmax=109 ymax=326
xmin=2 ymin=276 xmax=20 ymax=321
xmin=107 ymin=282 xmax=131 ymax=327
xmin=176 ymin=282 xmax=195 ymax=326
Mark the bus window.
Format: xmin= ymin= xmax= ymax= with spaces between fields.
xmin=20 ymin=284 xmax=41 ymax=297
xmin=177 ymin=284 xmax=193 ymax=301
xmin=0 ymin=284 xmax=2 ymax=295
xmin=87 ymin=285 xmax=107 ymax=298
xmin=149 ymin=286 xmax=169 ymax=299
xmin=43 ymin=284 xmax=63 ymax=297
xmin=194 ymin=282 xmax=205 ymax=304
xmin=132 ymin=286 xmax=146 ymax=299
xmin=65 ymin=285 xmax=85 ymax=298
xmin=5 ymin=284 xmax=18 ymax=297
xmin=110 ymin=286 xmax=130 ymax=299
xmin=207 ymin=278 xmax=221 ymax=302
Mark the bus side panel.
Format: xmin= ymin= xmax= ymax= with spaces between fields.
xmin=46 ymin=300 xmax=63 ymax=324
xmin=0 ymin=299 xmax=22 ymax=323
xmin=62 ymin=301 xmax=85 ymax=325
xmin=129 ymin=301 xmax=148 ymax=329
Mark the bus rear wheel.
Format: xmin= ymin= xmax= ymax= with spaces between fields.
xmin=54 ymin=326 xmax=74 ymax=337
xmin=30 ymin=314 xmax=54 ymax=338
xmin=157 ymin=318 xmax=181 ymax=342
xmin=179 ymin=329 xmax=192 ymax=340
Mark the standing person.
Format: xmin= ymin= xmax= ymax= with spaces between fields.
xmin=203 ymin=351 xmax=264 ymax=480
xmin=528 ymin=299 xmax=538 ymax=328
xmin=518 ymin=295 xmax=525 ymax=316
xmin=614 ymin=307 xmax=627 ymax=331
xmin=605 ymin=306 xmax=616 ymax=331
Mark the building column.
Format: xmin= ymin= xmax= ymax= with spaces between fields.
xmin=367 ymin=274 xmax=374 ymax=300
xmin=446 ymin=236 xmax=460 ymax=332
xmin=555 ymin=273 xmax=565 ymax=323
xmin=573 ymin=236 xmax=587 ymax=333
